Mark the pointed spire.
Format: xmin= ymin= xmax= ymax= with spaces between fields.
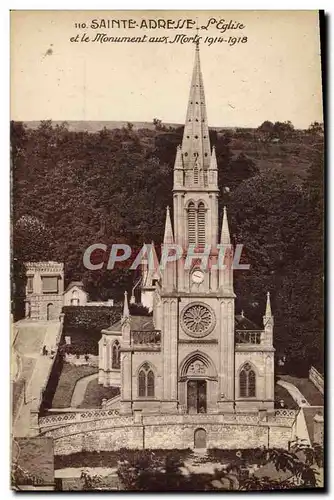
xmin=265 ymin=291 xmax=272 ymax=317
xmin=144 ymin=241 xmax=161 ymax=285
xmin=163 ymin=206 xmax=174 ymax=244
xmin=122 ymin=291 xmax=129 ymax=319
xmin=174 ymin=145 xmax=184 ymax=169
xmin=220 ymin=206 xmax=231 ymax=244
xmin=181 ymin=44 xmax=211 ymax=172
xmin=209 ymin=146 xmax=218 ymax=170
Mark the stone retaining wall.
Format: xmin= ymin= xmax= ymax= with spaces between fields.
xmin=39 ymin=410 xmax=297 ymax=455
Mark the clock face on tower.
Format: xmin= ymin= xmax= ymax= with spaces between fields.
xmin=181 ymin=302 xmax=216 ymax=338
xmin=191 ymin=269 xmax=204 ymax=284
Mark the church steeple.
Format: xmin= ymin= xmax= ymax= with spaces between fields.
xmin=181 ymin=42 xmax=211 ymax=172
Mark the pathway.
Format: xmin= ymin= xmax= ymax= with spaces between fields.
xmin=277 ymin=379 xmax=310 ymax=407
xmin=70 ymin=373 xmax=98 ymax=407
xmin=55 ymin=467 xmax=116 ymax=478
xmin=12 ymin=320 xmax=61 ymax=437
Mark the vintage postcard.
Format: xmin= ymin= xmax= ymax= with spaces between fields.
xmin=10 ymin=10 xmax=324 ymax=491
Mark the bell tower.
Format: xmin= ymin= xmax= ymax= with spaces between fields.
xmin=172 ymin=41 xmax=221 ymax=293
xmin=160 ymin=42 xmax=236 ymax=414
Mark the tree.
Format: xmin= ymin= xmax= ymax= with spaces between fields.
xmin=228 ymin=169 xmax=315 ymax=365
xmin=307 ymin=122 xmax=324 ymax=136
xmin=114 ymin=445 xmax=323 ymax=491
xmin=273 ymin=121 xmax=295 ymax=141
xmin=257 ymin=121 xmax=275 ymax=142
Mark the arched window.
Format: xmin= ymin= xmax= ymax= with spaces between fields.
xmin=112 ymin=340 xmax=120 ymax=369
xmin=138 ymin=363 xmax=155 ymax=397
xmin=188 ymin=202 xmax=196 ymax=244
xmin=197 ymin=202 xmax=206 ymax=246
xmin=239 ymin=363 xmax=256 ymax=398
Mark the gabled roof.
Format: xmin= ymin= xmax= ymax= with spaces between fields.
xmin=64 ymin=281 xmax=86 ymax=294
xmin=104 ymin=315 xmax=156 ymax=334
xmin=235 ymin=314 xmax=261 ymax=331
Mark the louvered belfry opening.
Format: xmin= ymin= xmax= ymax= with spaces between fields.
xmin=188 ymin=202 xmax=196 ymax=244
xmin=187 ymin=202 xmax=206 ymax=247
xmin=197 ymin=202 xmax=206 ymax=246
xmin=194 ymin=166 xmax=199 ymax=184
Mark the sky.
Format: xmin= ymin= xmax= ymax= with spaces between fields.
xmin=10 ymin=10 xmax=323 ymax=128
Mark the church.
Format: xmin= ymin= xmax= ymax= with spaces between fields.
xmin=98 ymin=43 xmax=275 ymax=415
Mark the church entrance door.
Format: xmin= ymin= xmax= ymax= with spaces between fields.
xmin=187 ymin=380 xmax=207 ymax=414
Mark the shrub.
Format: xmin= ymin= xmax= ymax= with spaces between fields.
xmin=62 ymin=306 xmax=122 ymax=331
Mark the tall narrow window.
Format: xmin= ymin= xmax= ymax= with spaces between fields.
xmin=198 ymin=202 xmax=206 ymax=246
xmin=188 ymin=202 xmax=196 ymax=244
xmin=239 ymin=363 xmax=256 ymax=398
xmin=138 ymin=370 xmax=146 ymax=397
xmin=147 ymin=370 xmax=155 ymax=397
xmin=112 ymin=340 xmax=120 ymax=369
xmin=138 ymin=363 xmax=155 ymax=397
xmin=194 ymin=166 xmax=199 ymax=184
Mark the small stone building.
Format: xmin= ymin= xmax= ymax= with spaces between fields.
xmin=24 ymin=262 xmax=64 ymax=321
xmin=63 ymin=281 xmax=88 ymax=306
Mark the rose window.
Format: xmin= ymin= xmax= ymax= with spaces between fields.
xmin=181 ymin=303 xmax=215 ymax=337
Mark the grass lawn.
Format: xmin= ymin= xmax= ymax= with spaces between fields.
xmin=274 ymin=383 xmax=298 ymax=409
xmin=279 ymin=375 xmax=324 ymax=406
xmin=52 ymin=363 xmax=98 ymax=408
xmin=14 ymin=437 xmax=54 ymax=486
xmin=79 ymin=379 xmax=120 ymax=409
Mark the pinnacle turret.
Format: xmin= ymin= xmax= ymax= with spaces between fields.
xmin=163 ymin=206 xmax=174 ymax=244
xmin=265 ymin=291 xmax=272 ymax=317
xmin=122 ymin=290 xmax=130 ymax=319
xmin=220 ymin=206 xmax=231 ymax=245
xmin=209 ymin=146 xmax=218 ymax=170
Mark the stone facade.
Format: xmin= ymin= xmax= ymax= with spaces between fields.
xmin=98 ymin=44 xmax=275 ymax=417
xmin=63 ymin=281 xmax=88 ymax=306
xmin=39 ymin=411 xmax=296 ymax=454
xmin=24 ymin=262 xmax=64 ymax=321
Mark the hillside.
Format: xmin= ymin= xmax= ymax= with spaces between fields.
xmin=11 ymin=119 xmax=324 ymax=373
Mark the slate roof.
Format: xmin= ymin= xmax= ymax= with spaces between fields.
xmin=64 ymin=281 xmax=86 ymax=294
xmin=108 ymin=314 xmax=261 ymax=333
xmin=107 ymin=315 xmax=156 ymax=333
xmin=235 ymin=315 xmax=261 ymax=330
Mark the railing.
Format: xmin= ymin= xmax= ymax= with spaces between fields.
xmin=132 ymin=330 xmax=161 ymax=345
xmin=39 ymin=409 xmax=298 ymax=441
xmin=236 ymin=331 xmax=262 ymax=345
xmin=39 ymin=408 xmax=120 ymax=427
